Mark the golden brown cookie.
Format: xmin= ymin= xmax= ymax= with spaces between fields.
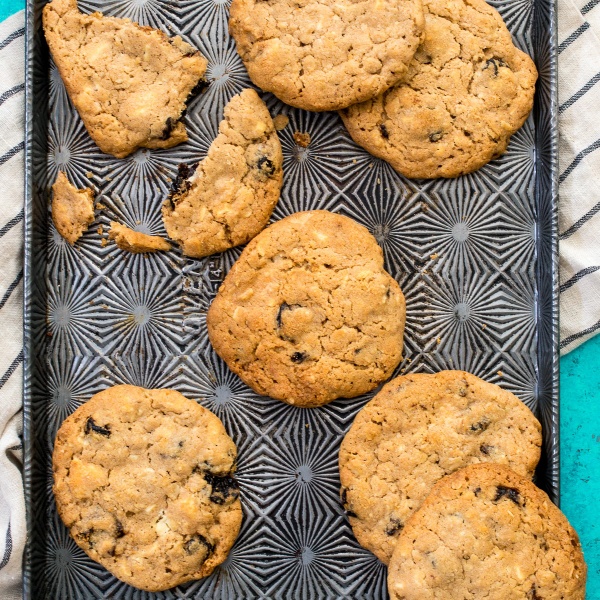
xmin=229 ymin=0 xmax=424 ymax=111
xmin=162 ymin=89 xmax=283 ymax=258
xmin=53 ymin=385 xmax=242 ymax=592
xmin=43 ymin=0 xmax=207 ymax=158
xmin=339 ymin=371 xmax=542 ymax=564
xmin=108 ymin=221 xmax=171 ymax=253
xmin=207 ymin=211 xmax=406 ymax=408
xmin=51 ymin=171 xmax=95 ymax=244
xmin=340 ymin=0 xmax=537 ymax=178
xmin=388 ymin=464 xmax=587 ymax=600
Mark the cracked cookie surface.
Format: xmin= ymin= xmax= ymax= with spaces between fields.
xmin=339 ymin=371 xmax=542 ymax=564
xmin=162 ymin=89 xmax=283 ymax=258
xmin=340 ymin=0 xmax=537 ymax=178
xmin=53 ymin=385 xmax=242 ymax=592
xmin=51 ymin=171 xmax=95 ymax=244
xmin=43 ymin=0 xmax=207 ymax=158
xmin=229 ymin=0 xmax=424 ymax=111
xmin=388 ymin=464 xmax=586 ymax=599
xmin=207 ymin=210 xmax=405 ymax=408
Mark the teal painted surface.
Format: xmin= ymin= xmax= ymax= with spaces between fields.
xmin=561 ymin=334 xmax=600 ymax=599
xmin=0 ymin=1 xmax=597 ymax=595
xmin=0 ymin=0 xmax=24 ymax=22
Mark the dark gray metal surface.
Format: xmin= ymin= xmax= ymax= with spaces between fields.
xmin=23 ymin=0 xmax=559 ymax=596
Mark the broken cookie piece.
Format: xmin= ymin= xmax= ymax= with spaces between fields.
xmin=108 ymin=221 xmax=171 ymax=253
xmin=51 ymin=171 xmax=95 ymax=245
xmin=43 ymin=0 xmax=207 ymax=158
xmin=162 ymin=88 xmax=283 ymax=258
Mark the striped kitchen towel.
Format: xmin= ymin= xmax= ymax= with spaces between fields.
xmin=558 ymin=0 xmax=600 ymax=353
xmin=0 ymin=10 xmax=26 ymax=600
xmin=0 ymin=0 xmax=600 ymax=595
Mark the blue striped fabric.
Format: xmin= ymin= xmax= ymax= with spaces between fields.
xmin=558 ymin=0 xmax=600 ymax=353
xmin=0 ymin=12 xmax=25 ymax=600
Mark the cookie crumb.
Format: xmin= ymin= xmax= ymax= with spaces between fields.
xmin=293 ymin=131 xmax=311 ymax=147
xmin=273 ymin=114 xmax=289 ymax=130
xmin=108 ymin=222 xmax=171 ymax=253
xmin=51 ymin=171 xmax=95 ymax=245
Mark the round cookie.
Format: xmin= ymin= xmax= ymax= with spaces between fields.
xmin=229 ymin=0 xmax=425 ymax=112
xmin=53 ymin=385 xmax=242 ymax=592
xmin=162 ymin=89 xmax=283 ymax=258
xmin=340 ymin=0 xmax=538 ymax=178
xmin=339 ymin=371 xmax=542 ymax=564
xmin=388 ymin=464 xmax=587 ymax=600
xmin=207 ymin=211 xmax=406 ymax=408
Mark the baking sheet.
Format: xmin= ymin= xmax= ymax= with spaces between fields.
xmin=23 ymin=0 xmax=559 ymax=597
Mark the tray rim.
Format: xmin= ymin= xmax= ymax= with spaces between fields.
xmin=21 ymin=0 xmax=561 ymax=595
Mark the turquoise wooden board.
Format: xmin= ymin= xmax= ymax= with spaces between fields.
xmin=0 ymin=0 xmax=23 ymax=23
xmin=561 ymin=334 xmax=600 ymax=599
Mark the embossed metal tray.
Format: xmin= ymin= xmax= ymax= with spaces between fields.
xmin=23 ymin=0 xmax=558 ymax=597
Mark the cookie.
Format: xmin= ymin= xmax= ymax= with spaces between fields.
xmin=108 ymin=221 xmax=171 ymax=253
xmin=340 ymin=0 xmax=537 ymax=178
xmin=207 ymin=211 xmax=405 ymax=408
xmin=51 ymin=171 xmax=95 ymax=244
xmin=229 ymin=0 xmax=424 ymax=111
xmin=53 ymin=385 xmax=242 ymax=592
xmin=162 ymin=89 xmax=283 ymax=258
xmin=339 ymin=371 xmax=542 ymax=564
xmin=388 ymin=464 xmax=587 ymax=599
xmin=43 ymin=0 xmax=207 ymax=158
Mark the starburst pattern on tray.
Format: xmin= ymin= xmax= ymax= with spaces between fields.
xmin=404 ymin=190 xmax=507 ymax=277
xmin=95 ymin=191 xmax=184 ymax=278
xmin=185 ymin=37 xmax=252 ymax=122
xmin=269 ymin=109 xmax=347 ymax=217
xmin=261 ymin=513 xmax=351 ymax=599
xmin=47 ymin=212 xmax=107 ymax=278
xmin=491 ymin=351 xmax=539 ymax=411
xmin=46 ymin=512 xmax=108 ymax=600
xmin=417 ymin=270 xmax=507 ymax=358
xmin=179 ymin=250 xmax=242 ymax=352
xmin=255 ymin=427 xmax=342 ymax=517
xmin=340 ymin=184 xmax=424 ymax=278
xmin=179 ymin=0 xmax=231 ymax=39
xmin=47 ymin=114 xmax=108 ymax=191
xmin=99 ymin=261 xmax=184 ymax=355
xmin=104 ymin=353 xmax=183 ymax=390
xmin=176 ymin=350 xmax=269 ymax=437
xmin=488 ymin=0 xmax=534 ymax=37
xmin=79 ymin=0 xmax=179 ymax=31
xmin=496 ymin=190 xmax=537 ymax=273
xmin=46 ymin=355 xmax=108 ymax=443
xmin=47 ymin=271 xmax=108 ymax=358
xmin=484 ymin=118 xmax=536 ymax=194
xmin=496 ymin=271 xmax=537 ymax=351
xmin=101 ymin=147 xmax=182 ymax=198
xmin=48 ymin=57 xmax=70 ymax=119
